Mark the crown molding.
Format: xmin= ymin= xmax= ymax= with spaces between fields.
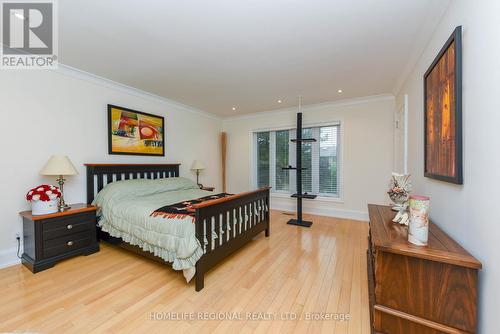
xmin=222 ymin=94 xmax=395 ymax=121
xmin=392 ymin=0 xmax=451 ymax=96
xmin=52 ymin=63 xmax=221 ymax=121
xmin=50 ymin=64 xmax=394 ymax=122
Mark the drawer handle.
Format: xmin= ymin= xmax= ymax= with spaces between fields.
xmin=67 ymin=241 xmax=74 ymax=246
xmin=67 ymin=224 xmax=73 ymax=230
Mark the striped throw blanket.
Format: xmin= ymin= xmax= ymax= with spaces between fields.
xmin=151 ymin=193 xmax=232 ymax=220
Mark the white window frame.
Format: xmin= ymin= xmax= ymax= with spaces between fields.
xmin=250 ymin=121 xmax=343 ymax=202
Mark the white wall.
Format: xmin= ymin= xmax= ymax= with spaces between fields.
xmin=396 ymin=1 xmax=500 ymax=332
xmin=0 ymin=67 xmax=222 ymax=268
xmin=222 ymin=96 xmax=395 ymax=220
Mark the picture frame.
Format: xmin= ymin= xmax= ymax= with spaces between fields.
xmin=424 ymin=26 xmax=463 ymax=184
xmin=107 ymin=104 xmax=165 ymax=156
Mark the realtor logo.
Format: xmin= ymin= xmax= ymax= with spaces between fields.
xmin=1 ymin=0 xmax=58 ymax=69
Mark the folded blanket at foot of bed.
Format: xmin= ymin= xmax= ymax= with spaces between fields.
xmin=150 ymin=193 xmax=232 ymax=220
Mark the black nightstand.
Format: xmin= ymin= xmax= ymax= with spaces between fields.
xmin=19 ymin=203 xmax=99 ymax=273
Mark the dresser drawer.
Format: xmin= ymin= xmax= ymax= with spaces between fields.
xmin=42 ymin=213 xmax=95 ymax=240
xmin=43 ymin=230 xmax=92 ymax=258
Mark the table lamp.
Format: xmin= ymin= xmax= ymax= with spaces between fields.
xmin=191 ymin=160 xmax=205 ymax=187
xmin=40 ymin=155 xmax=78 ymax=212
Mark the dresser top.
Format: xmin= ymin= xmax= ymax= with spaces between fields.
xmin=19 ymin=203 xmax=96 ymax=221
xmin=368 ymin=204 xmax=481 ymax=269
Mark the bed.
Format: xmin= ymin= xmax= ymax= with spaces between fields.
xmin=86 ymin=163 xmax=270 ymax=291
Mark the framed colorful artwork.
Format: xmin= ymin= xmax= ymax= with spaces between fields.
xmin=424 ymin=26 xmax=463 ymax=184
xmin=107 ymin=104 xmax=165 ymax=156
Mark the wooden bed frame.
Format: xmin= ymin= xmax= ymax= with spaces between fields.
xmin=85 ymin=163 xmax=270 ymax=291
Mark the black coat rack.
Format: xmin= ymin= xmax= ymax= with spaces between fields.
xmin=283 ymin=112 xmax=317 ymax=227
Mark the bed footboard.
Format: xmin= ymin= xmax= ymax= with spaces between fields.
xmin=193 ymin=187 xmax=270 ymax=291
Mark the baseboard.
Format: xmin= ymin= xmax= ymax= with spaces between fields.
xmin=270 ymin=198 xmax=368 ymax=221
xmin=0 ymin=247 xmax=21 ymax=270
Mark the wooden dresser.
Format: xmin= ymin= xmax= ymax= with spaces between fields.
xmin=367 ymin=204 xmax=481 ymax=334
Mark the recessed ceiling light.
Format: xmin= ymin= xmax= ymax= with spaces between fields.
xmin=277 ymin=99 xmax=282 ymax=103
xmin=337 ymin=89 xmax=343 ymax=93
xmin=232 ymin=106 xmax=236 ymax=111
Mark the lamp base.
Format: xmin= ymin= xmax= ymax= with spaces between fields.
xmin=56 ymin=175 xmax=71 ymax=212
xmin=58 ymin=203 xmax=71 ymax=212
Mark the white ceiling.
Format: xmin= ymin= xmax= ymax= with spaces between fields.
xmin=59 ymin=0 xmax=450 ymax=116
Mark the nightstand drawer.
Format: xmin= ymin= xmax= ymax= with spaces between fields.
xmin=42 ymin=213 xmax=95 ymax=240
xmin=43 ymin=230 xmax=92 ymax=258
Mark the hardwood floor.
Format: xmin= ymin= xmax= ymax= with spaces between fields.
xmin=0 ymin=210 xmax=370 ymax=333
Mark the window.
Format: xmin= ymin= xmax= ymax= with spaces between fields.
xmin=256 ymin=132 xmax=270 ymax=188
xmin=275 ymin=130 xmax=289 ymax=191
xmin=254 ymin=124 xmax=341 ymax=197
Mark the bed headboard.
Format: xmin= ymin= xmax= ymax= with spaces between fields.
xmin=85 ymin=163 xmax=180 ymax=204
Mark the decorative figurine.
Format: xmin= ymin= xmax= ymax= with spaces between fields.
xmin=393 ymin=209 xmax=410 ymax=226
xmin=387 ymin=173 xmax=412 ymax=225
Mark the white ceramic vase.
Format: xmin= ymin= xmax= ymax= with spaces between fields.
xmin=408 ymin=195 xmax=430 ymax=246
xmin=31 ymin=199 xmax=59 ymax=215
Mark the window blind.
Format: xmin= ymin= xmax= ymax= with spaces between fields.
xmin=319 ymin=126 xmax=339 ymax=195
xmin=275 ymin=130 xmax=289 ymax=191
xmin=301 ymin=128 xmax=313 ymax=193
xmin=254 ymin=124 xmax=341 ymax=197
xmin=256 ymin=132 xmax=270 ymax=188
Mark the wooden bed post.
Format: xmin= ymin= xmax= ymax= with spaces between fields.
xmin=86 ymin=165 xmax=95 ymax=205
xmin=194 ymin=209 xmax=205 ymax=291
xmin=221 ymin=132 xmax=227 ymax=193
xmin=265 ymin=188 xmax=270 ymax=237
xmin=195 ymin=265 xmax=204 ymax=292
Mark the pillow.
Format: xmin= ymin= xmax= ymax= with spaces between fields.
xmin=93 ymin=177 xmax=199 ymax=206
